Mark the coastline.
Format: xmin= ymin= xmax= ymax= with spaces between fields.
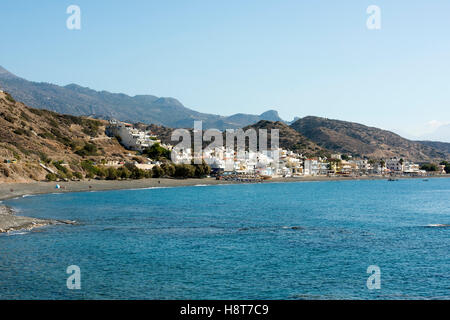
xmin=1 ymin=175 xmax=449 ymax=233
xmin=0 ymin=204 xmax=75 ymax=233
xmin=1 ymin=175 xmax=449 ymax=202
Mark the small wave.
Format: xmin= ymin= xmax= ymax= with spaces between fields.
xmin=21 ymin=194 xmax=34 ymax=198
xmin=143 ymin=187 xmax=169 ymax=190
xmin=425 ymin=224 xmax=450 ymax=228
xmin=194 ymin=184 xmax=209 ymax=187
xmin=126 ymin=187 xmax=170 ymax=191
xmin=6 ymin=231 xmax=29 ymax=236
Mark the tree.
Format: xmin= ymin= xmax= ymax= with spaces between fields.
xmin=143 ymin=143 xmax=171 ymax=160
xmin=194 ymin=161 xmax=211 ymax=178
xmin=420 ymin=163 xmax=438 ymax=172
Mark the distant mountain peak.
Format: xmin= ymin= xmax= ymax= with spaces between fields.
xmin=259 ymin=110 xmax=282 ymax=121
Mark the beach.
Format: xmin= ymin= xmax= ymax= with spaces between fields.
xmin=1 ymin=175 xmax=448 ymax=233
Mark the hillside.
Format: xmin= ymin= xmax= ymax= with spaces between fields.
xmin=243 ymin=120 xmax=328 ymax=157
xmin=0 ymin=66 xmax=283 ymax=130
xmin=0 ymin=91 xmax=134 ymax=182
xmin=290 ymin=116 xmax=448 ymax=161
xmin=416 ymin=140 xmax=450 ymax=155
xmin=144 ymin=120 xmax=328 ymax=157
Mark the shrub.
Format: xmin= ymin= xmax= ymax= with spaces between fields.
xmin=80 ymin=119 xmax=101 ymax=137
xmin=117 ymin=166 xmax=131 ymax=179
xmin=106 ymin=167 xmax=119 ymax=180
xmin=75 ymin=143 xmax=97 ymax=157
xmin=152 ymin=165 xmax=164 ymax=178
xmin=129 ymin=167 xmax=146 ymax=179
xmin=73 ymin=171 xmax=83 ymax=180
xmin=53 ymin=161 xmax=69 ymax=174
xmin=28 ymin=108 xmax=45 ymax=116
xmin=1 ymin=112 xmax=15 ymax=123
xmin=95 ymin=166 xmax=107 ymax=178
xmin=38 ymin=131 xmax=54 ymax=140
xmin=174 ymin=164 xmax=196 ymax=178
xmin=46 ymin=173 xmax=57 ymax=181
xmin=5 ymin=93 xmax=15 ymax=103
xmin=13 ymin=128 xmax=27 ymax=136
xmin=20 ymin=111 xmax=31 ymax=122
xmin=161 ymin=162 xmax=175 ymax=177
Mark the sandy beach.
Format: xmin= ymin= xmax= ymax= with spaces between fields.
xmin=1 ymin=175 xmax=448 ymax=233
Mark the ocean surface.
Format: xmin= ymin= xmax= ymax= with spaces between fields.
xmin=1 ymin=178 xmax=449 ymax=299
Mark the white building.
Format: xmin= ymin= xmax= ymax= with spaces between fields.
xmin=304 ymin=159 xmax=319 ymax=176
xmin=106 ymin=120 xmax=159 ymax=152
xmin=386 ymin=157 xmax=404 ymax=173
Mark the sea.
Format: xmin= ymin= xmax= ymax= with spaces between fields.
xmin=1 ymin=178 xmax=449 ymax=299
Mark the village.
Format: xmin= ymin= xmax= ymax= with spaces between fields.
xmin=104 ymin=120 xmax=447 ymax=180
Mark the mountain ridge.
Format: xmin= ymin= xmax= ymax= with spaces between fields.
xmin=0 ymin=66 xmax=283 ymax=130
xmin=290 ymin=116 xmax=449 ymax=162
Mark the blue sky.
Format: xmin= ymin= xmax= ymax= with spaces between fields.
xmin=1 ymin=1 xmax=450 ymax=140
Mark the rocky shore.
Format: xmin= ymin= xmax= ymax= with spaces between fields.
xmin=0 ymin=204 xmax=76 ymax=233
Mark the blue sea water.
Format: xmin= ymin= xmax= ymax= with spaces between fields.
xmin=1 ymin=178 xmax=449 ymax=300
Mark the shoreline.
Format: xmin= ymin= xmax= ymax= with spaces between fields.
xmin=1 ymin=175 xmax=449 ymax=233
xmin=0 ymin=204 xmax=75 ymax=234
xmin=1 ymin=174 xmax=449 ymax=202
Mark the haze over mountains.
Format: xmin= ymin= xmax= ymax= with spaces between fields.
xmin=1 ymin=65 xmax=450 ymax=162
xmin=0 ymin=66 xmax=282 ymax=130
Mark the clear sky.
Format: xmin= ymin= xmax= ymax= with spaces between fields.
xmin=1 ymin=0 xmax=450 ymax=140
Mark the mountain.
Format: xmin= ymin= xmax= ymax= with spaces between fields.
xmin=416 ymin=141 xmax=450 ymax=155
xmin=243 ymin=120 xmax=328 ymax=157
xmin=290 ymin=116 xmax=449 ymax=161
xmin=0 ymin=91 xmax=134 ymax=182
xmin=0 ymin=66 xmax=283 ymax=130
